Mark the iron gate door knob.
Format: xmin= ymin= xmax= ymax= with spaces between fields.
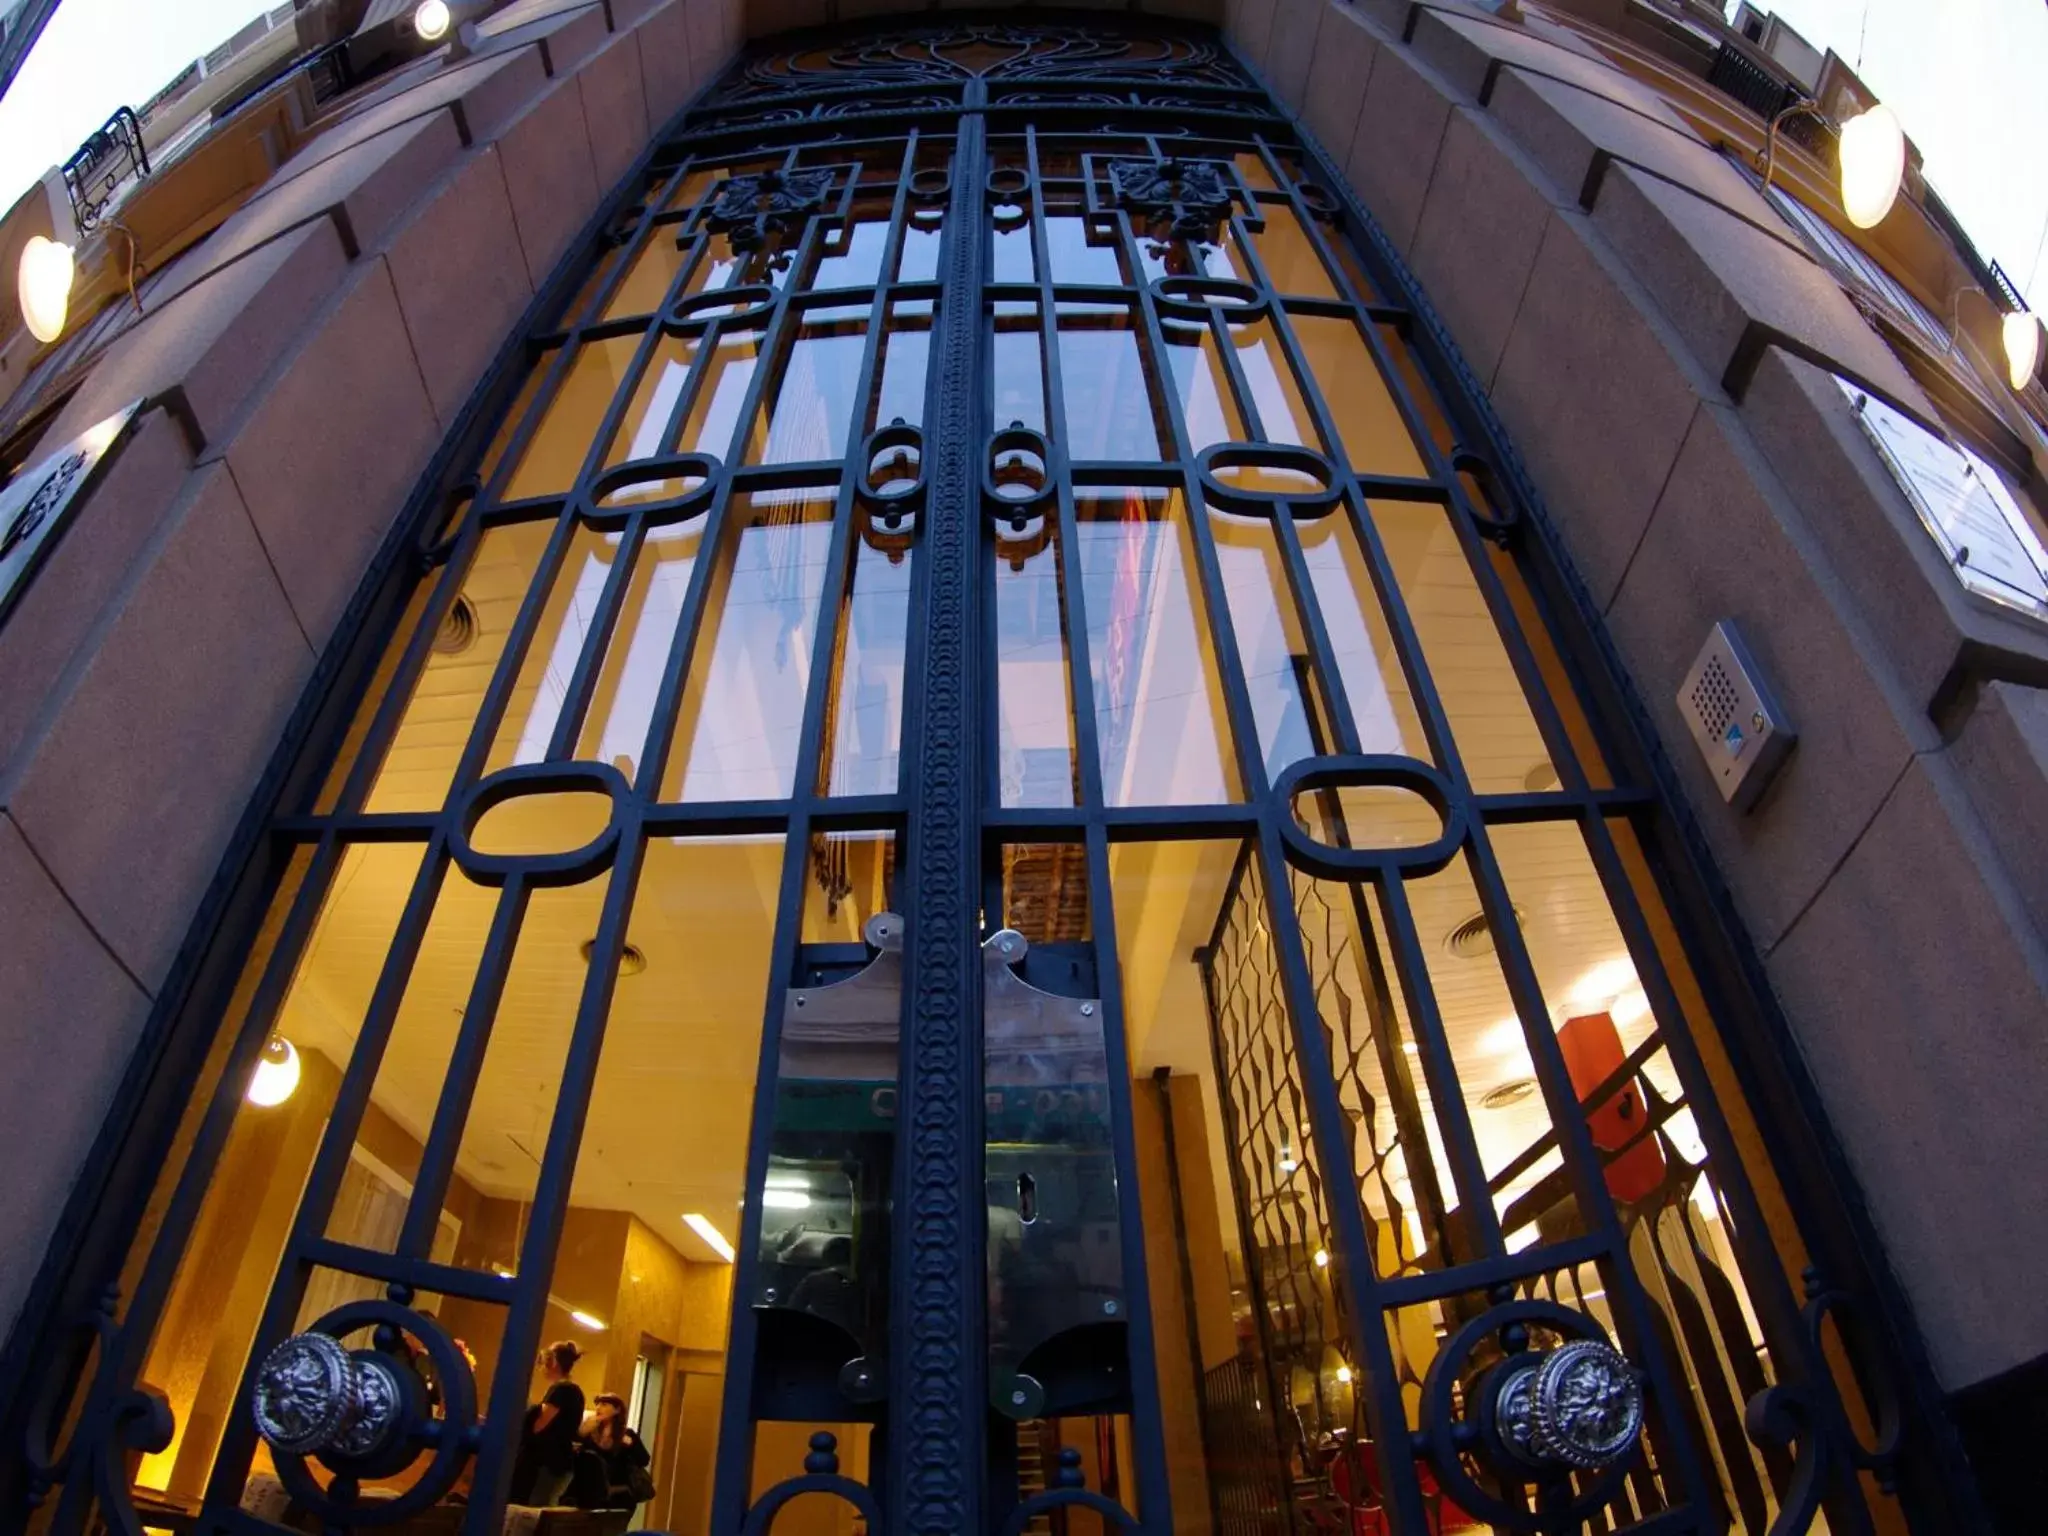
xmin=1491 ymin=1338 xmax=1645 ymax=1473
xmin=251 ymin=1332 xmax=405 ymax=1460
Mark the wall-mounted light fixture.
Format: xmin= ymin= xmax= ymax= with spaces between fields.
xmin=413 ymin=0 xmax=453 ymax=41
xmin=1758 ymin=99 xmax=1905 ymax=232
xmin=17 ymin=234 xmax=74 ymax=343
xmin=247 ymin=1036 xmax=301 ymax=1106
xmin=2003 ymin=309 xmax=2041 ymax=391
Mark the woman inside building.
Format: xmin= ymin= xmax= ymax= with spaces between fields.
xmin=508 ymin=1340 xmax=586 ymax=1506
xmin=570 ymin=1393 xmax=654 ymax=1510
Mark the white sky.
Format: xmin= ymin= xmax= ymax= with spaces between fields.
xmin=1752 ymin=0 xmax=2048 ymax=306
xmin=0 ymin=0 xmax=2043 ymax=303
xmin=0 ymin=0 xmax=268 ymax=218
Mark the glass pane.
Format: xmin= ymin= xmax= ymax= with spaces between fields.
xmin=603 ymin=336 xmax=701 ymax=491
xmin=1249 ymin=202 xmax=1338 ymax=297
xmin=819 ymin=529 xmax=914 ymax=797
xmin=431 ymin=876 xmax=615 ymax=1272
xmin=501 ymin=834 xmax=781 ymax=1515
xmin=1296 ymin=510 xmax=1433 ymax=763
xmin=1111 ymin=835 xmax=1385 ymax=1530
xmin=810 ymin=207 xmax=893 ymax=289
xmin=802 ymin=829 xmax=897 ymax=942
xmin=1209 ymin=505 xmax=1323 ymax=780
xmin=991 ymin=201 xmax=1034 ymax=283
xmin=748 ymin=312 xmax=868 ymax=465
xmin=871 ymin=300 xmax=932 ymax=430
xmin=1229 ymin=317 xmax=1319 ymax=450
xmin=1162 ymin=318 xmax=1244 ymax=455
xmin=1074 ymin=488 xmax=1239 ymax=806
xmin=897 ymin=205 xmax=944 ymax=281
xmin=575 ymin=520 xmax=702 ymax=782
xmin=1291 ymin=315 xmax=1426 ymax=477
xmin=506 ymin=338 xmax=640 ymax=501
xmin=604 ymin=226 xmax=690 ymax=320
xmin=679 ymin=331 xmax=763 ymax=459
xmin=486 ymin=520 xmax=619 ymax=775
xmin=363 ymin=521 xmax=555 ymax=813
xmin=1044 ymin=213 xmax=1124 ymax=285
xmin=131 ymin=842 xmax=423 ymax=1502
xmin=1371 ymin=500 xmax=1554 ymax=795
xmin=991 ymin=303 xmax=1046 ymax=434
xmin=994 ymin=515 xmax=1077 ymax=809
xmin=667 ymin=492 xmax=835 ymax=801
xmin=1058 ymin=308 xmax=1161 ymax=461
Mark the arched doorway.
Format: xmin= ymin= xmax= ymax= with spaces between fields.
xmin=22 ymin=19 xmax=1914 ymax=1536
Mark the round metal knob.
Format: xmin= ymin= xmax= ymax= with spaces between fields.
xmin=1491 ymin=1339 xmax=1644 ymax=1473
xmin=251 ymin=1332 xmax=405 ymax=1461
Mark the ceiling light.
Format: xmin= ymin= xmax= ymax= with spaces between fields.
xmin=1610 ymin=988 xmax=1652 ymax=1028
xmin=414 ymin=0 xmax=453 ymax=42
xmin=761 ymin=1189 xmax=810 ymax=1210
xmin=1313 ymin=1248 xmax=1329 ymax=1268
xmin=2004 ymin=310 xmax=2041 ymax=391
xmin=1335 ymin=1365 xmax=1353 ymax=1385
xmin=18 ymin=235 xmax=74 ymax=343
xmin=1565 ymin=958 xmax=1640 ymax=1014
xmin=1837 ymin=103 xmax=1905 ymax=229
xmin=247 ymin=1036 xmax=301 ymax=1106
xmin=569 ymin=1309 xmax=607 ymax=1330
xmin=682 ymin=1212 xmax=735 ymax=1262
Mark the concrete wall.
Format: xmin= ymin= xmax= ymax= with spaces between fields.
xmin=5 ymin=0 xmax=2048 ymax=1505
xmin=1232 ymin=0 xmax=2048 ymax=1407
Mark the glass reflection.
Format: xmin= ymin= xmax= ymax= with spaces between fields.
xmin=1074 ymin=488 xmax=1238 ymax=805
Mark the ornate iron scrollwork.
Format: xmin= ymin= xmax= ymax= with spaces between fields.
xmin=706 ymin=168 xmax=835 ymax=253
xmin=1743 ymin=1268 xmax=1903 ymax=1535
xmin=1108 ymin=156 xmax=1232 ymax=241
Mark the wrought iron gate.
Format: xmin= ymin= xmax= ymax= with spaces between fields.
xmin=12 ymin=16 xmax=1946 ymax=1536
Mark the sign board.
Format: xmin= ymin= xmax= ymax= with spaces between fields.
xmin=0 ymin=402 xmax=141 ymax=632
xmin=1840 ymin=379 xmax=2048 ymax=623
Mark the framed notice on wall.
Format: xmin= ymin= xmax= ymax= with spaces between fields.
xmin=0 ymin=402 xmax=140 ymax=633
xmin=1839 ymin=378 xmax=2048 ymax=624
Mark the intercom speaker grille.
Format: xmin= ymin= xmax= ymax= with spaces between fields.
xmin=1690 ymin=655 xmax=1737 ymax=739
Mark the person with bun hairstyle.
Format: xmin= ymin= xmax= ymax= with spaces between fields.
xmin=509 ymin=1339 xmax=586 ymax=1506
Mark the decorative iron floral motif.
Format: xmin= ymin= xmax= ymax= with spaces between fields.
xmin=1495 ymin=1339 xmax=1646 ymax=1472
xmin=712 ymin=21 xmax=1252 ymax=105
xmin=705 ymin=168 xmax=835 ymax=253
xmin=250 ymin=1333 xmax=402 ymax=1461
xmin=1108 ymin=156 xmax=1232 ymax=241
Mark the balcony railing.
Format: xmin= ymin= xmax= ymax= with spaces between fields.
xmin=60 ymin=106 xmax=149 ymax=234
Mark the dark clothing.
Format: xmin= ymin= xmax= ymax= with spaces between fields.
xmin=508 ymin=1380 xmax=586 ymax=1505
xmin=571 ymin=1428 xmax=651 ymax=1509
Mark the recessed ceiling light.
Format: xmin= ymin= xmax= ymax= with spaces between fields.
xmin=569 ymin=1309 xmax=607 ymax=1331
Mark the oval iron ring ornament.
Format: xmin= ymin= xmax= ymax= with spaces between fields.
xmin=252 ymin=1332 xmax=405 ymax=1461
xmin=1490 ymin=1338 xmax=1644 ymax=1473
